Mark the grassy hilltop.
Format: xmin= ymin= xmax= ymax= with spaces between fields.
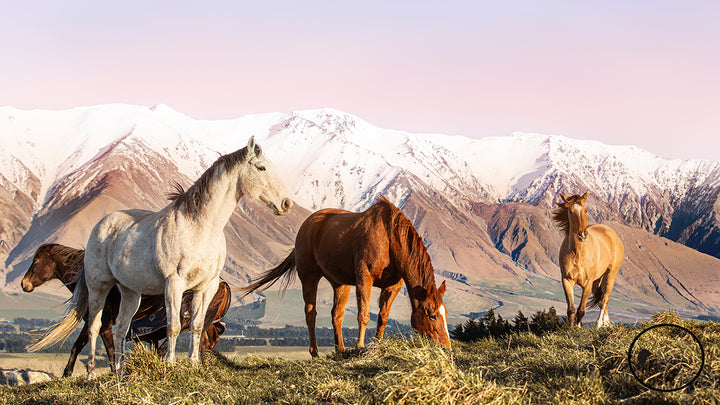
xmin=1 ymin=312 xmax=718 ymax=404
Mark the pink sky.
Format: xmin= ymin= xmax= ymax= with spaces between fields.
xmin=2 ymin=1 xmax=719 ymax=160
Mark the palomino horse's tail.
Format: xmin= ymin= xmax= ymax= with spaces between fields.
xmin=239 ymin=249 xmax=296 ymax=299
xmin=27 ymin=267 xmax=88 ymax=352
xmin=588 ymin=275 xmax=605 ymax=308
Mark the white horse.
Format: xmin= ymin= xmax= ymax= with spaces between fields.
xmin=29 ymin=137 xmax=292 ymax=378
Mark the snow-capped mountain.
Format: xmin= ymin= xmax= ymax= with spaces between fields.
xmin=1 ymin=104 xmax=719 ymax=322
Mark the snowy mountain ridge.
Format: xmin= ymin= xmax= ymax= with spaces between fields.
xmin=1 ymin=104 xmax=719 ymax=246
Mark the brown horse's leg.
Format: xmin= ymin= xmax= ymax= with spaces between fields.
xmin=63 ymin=323 xmax=90 ymax=377
xmin=301 ymin=273 xmax=323 ymax=358
xmin=354 ymin=273 xmax=374 ymax=349
xmin=157 ymin=338 xmax=169 ymax=357
xmin=561 ymin=278 xmax=576 ymax=326
xmin=330 ymin=283 xmax=351 ymax=352
xmin=375 ymin=280 xmax=402 ymax=340
xmin=202 ymin=325 xmax=220 ymax=352
xmin=576 ymin=284 xmax=592 ymax=326
xmin=99 ymin=321 xmax=116 ymax=373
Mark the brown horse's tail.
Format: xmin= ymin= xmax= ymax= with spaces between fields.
xmin=588 ymin=275 xmax=605 ymax=309
xmin=239 ymin=249 xmax=297 ymax=300
xmin=27 ymin=266 xmax=88 ymax=352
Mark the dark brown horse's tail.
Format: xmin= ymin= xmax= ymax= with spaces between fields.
xmin=588 ymin=275 xmax=605 ymax=308
xmin=27 ymin=266 xmax=88 ymax=352
xmin=239 ymin=249 xmax=297 ymax=300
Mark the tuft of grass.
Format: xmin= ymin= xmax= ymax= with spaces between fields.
xmin=1 ymin=315 xmax=719 ymax=404
xmin=378 ymin=339 xmax=525 ymax=404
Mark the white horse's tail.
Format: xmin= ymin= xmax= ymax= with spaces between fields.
xmin=27 ymin=267 xmax=88 ymax=352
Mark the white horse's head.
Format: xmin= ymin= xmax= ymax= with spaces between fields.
xmin=238 ymin=137 xmax=292 ymax=216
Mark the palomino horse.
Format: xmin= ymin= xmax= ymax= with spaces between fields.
xmin=29 ymin=137 xmax=291 ymax=378
xmin=242 ymin=195 xmax=451 ymax=357
xmin=552 ymin=192 xmax=624 ymax=327
xmin=21 ymin=243 xmax=231 ymax=377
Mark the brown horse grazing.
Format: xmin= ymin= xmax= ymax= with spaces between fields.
xmin=242 ymin=195 xmax=451 ymax=357
xmin=21 ymin=244 xmax=231 ymax=377
xmin=552 ymin=192 xmax=624 ymax=327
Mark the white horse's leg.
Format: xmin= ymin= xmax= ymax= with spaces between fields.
xmin=114 ymin=286 xmax=142 ymax=373
xmin=189 ymin=277 xmax=219 ymax=363
xmin=85 ymin=283 xmax=113 ymax=380
xmin=164 ymin=276 xmax=185 ymax=364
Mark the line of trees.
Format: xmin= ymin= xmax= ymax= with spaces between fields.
xmin=451 ymin=307 xmax=562 ymax=342
xmin=2 ymin=309 xmax=564 ymax=353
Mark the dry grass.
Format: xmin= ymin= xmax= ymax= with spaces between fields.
xmin=1 ymin=312 xmax=718 ymax=404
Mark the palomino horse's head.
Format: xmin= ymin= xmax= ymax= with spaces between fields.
xmin=559 ymin=191 xmax=589 ymax=242
xmin=21 ymin=245 xmax=59 ymax=292
xmin=238 ymin=137 xmax=292 ymax=216
xmin=410 ymin=280 xmax=451 ymax=348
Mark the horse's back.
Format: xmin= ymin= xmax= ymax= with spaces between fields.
xmin=588 ymin=223 xmax=624 ymax=267
xmin=89 ymin=209 xmax=157 ymax=242
xmin=296 ymin=206 xmax=391 ymax=285
xmin=589 ymin=224 xmax=623 ymax=248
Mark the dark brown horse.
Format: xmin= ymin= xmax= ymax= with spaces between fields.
xmin=242 ymin=195 xmax=450 ymax=357
xmin=552 ymin=192 xmax=624 ymax=327
xmin=21 ymin=244 xmax=231 ymax=377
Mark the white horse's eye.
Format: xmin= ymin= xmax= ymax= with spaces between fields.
xmin=257 ymin=166 xmax=266 ymax=171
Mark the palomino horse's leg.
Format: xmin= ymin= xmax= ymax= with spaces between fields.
xmin=576 ymin=284 xmax=592 ymax=326
xmin=375 ymin=280 xmax=403 ymax=340
xmin=354 ymin=270 xmax=374 ymax=349
xmin=188 ymin=277 xmax=219 ymax=363
xmin=300 ymin=273 xmax=323 ymax=358
xmin=561 ymin=278 xmax=576 ymax=326
xmin=164 ymin=276 xmax=185 ymax=363
xmin=330 ymin=283 xmax=351 ymax=352
xmin=113 ymin=286 xmax=142 ymax=373
xmin=597 ymin=269 xmax=619 ymax=327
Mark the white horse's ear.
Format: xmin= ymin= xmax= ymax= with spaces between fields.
xmin=581 ymin=191 xmax=589 ymax=201
xmin=247 ymin=136 xmax=262 ymax=156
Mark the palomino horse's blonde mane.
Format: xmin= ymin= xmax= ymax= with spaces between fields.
xmin=551 ymin=193 xmax=585 ymax=236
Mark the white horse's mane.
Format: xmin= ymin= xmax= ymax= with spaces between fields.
xmin=167 ymin=146 xmax=252 ymax=218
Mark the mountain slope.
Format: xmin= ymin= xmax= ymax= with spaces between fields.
xmin=1 ymin=104 xmax=718 ymax=323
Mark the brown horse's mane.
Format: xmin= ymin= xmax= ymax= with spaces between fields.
xmin=373 ymin=195 xmax=435 ymax=290
xmin=167 ymin=146 xmax=250 ymax=218
xmin=551 ymin=194 xmax=585 ymax=237
xmin=40 ymin=244 xmax=85 ymax=282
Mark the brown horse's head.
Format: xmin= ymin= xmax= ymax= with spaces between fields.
xmin=21 ymin=244 xmax=60 ymax=292
xmin=21 ymin=244 xmax=84 ymax=292
xmin=557 ymin=191 xmax=589 ymax=242
xmin=410 ymin=280 xmax=451 ymax=348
